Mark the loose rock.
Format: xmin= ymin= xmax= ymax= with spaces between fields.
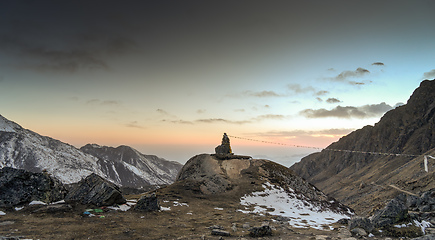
xmin=133 ymin=192 xmax=160 ymax=212
xmin=211 ymin=229 xmax=230 ymax=236
xmin=65 ymin=173 xmax=126 ymax=206
xmin=349 ymin=216 xmax=373 ymax=233
xmin=249 ymin=225 xmax=272 ymax=237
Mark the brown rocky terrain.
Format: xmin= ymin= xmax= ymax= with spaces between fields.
xmin=290 ymin=79 xmax=435 ymax=215
xmin=1 ymin=154 xmax=404 ymax=240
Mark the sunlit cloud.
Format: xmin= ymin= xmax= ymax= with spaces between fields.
xmin=423 ymin=69 xmax=435 ymax=79
xmin=243 ymin=90 xmax=281 ymax=97
xmin=325 ymin=67 xmax=371 ymax=85
xmin=257 ymin=128 xmax=354 ymax=138
xmin=316 ymin=90 xmax=329 ymax=96
xmin=125 ymin=121 xmax=145 ymax=129
xmin=252 ymin=114 xmax=286 ymax=121
xmin=161 ymin=119 xmax=194 ymax=124
xmin=196 ymin=118 xmax=251 ymax=124
xmin=300 ymin=102 xmax=393 ymax=119
xmin=287 ymin=84 xmax=316 ymax=94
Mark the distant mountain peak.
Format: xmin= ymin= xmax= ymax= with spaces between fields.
xmin=0 ymin=114 xmax=183 ymax=188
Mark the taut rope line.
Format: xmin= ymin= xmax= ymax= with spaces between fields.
xmin=228 ymin=134 xmax=432 ymax=159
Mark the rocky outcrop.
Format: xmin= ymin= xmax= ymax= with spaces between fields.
xmin=0 ymin=167 xmax=67 ymax=208
xmin=175 ymin=154 xmax=352 ymax=215
xmin=65 ymin=173 xmax=126 ymax=206
xmin=290 ymin=79 xmax=435 ymax=214
xmin=347 ymin=190 xmax=435 ymax=238
xmin=371 ymin=195 xmax=409 ymax=228
xmin=133 ymin=192 xmax=160 ymax=212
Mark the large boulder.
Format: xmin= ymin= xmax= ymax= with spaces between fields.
xmin=133 ymin=192 xmax=160 ymax=212
xmin=65 ymin=173 xmax=126 ymax=206
xmin=371 ymin=194 xmax=408 ymax=228
xmin=0 ymin=167 xmax=67 ymax=208
xmin=176 ymin=154 xmax=250 ymax=194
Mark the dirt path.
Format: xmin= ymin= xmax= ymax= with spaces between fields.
xmin=388 ymin=184 xmax=419 ymax=197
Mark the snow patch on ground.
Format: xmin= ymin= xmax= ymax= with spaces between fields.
xmin=239 ymin=182 xmax=351 ymax=229
xmin=29 ymin=200 xmax=47 ymax=205
xmin=108 ymin=204 xmax=131 ymax=212
xmin=160 ymin=206 xmax=171 ymax=211
xmin=173 ymin=201 xmax=189 ymax=207
xmin=413 ymin=220 xmax=432 ymax=234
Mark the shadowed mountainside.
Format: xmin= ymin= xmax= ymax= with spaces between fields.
xmin=290 ymin=79 xmax=435 ymax=215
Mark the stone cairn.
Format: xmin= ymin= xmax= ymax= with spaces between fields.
xmin=215 ymin=133 xmax=233 ymax=156
xmin=213 ymin=133 xmax=251 ymax=160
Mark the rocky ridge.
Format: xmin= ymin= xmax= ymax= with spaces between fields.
xmin=80 ymin=144 xmax=182 ymax=188
xmin=0 ymin=114 xmax=182 ymax=188
xmin=172 ymin=152 xmax=353 ymax=228
xmin=290 ymin=79 xmax=435 ymax=215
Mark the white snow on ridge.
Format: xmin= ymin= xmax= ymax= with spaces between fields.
xmin=0 ymin=115 xmax=18 ymax=133
xmin=239 ymin=182 xmax=351 ymax=230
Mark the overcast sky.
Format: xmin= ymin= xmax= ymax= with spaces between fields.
xmin=1 ymin=1 xmax=435 ymax=165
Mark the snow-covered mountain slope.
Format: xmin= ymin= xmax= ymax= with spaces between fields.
xmin=80 ymin=144 xmax=182 ymax=187
xmin=0 ymin=114 xmax=182 ymax=187
xmin=0 ymin=116 xmax=106 ymax=184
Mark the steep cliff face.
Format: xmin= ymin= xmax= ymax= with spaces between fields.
xmin=290 ymin=80 xmax=435 ymax=214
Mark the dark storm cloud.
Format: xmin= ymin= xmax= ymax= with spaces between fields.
xmin=326 ymin=98 xmax=341 ymax=104
xmin=423 ymin=69 xmax=435 ymax=79
xmin=0 ymin=1 xmax=139 ymax=73
xmin=300 ymin=102 xmax=393 ymax=119
xmin=371 ymin=62 xmax=385 ymax=66
xmin=0 ymin=37 xmax=110 ymax=73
